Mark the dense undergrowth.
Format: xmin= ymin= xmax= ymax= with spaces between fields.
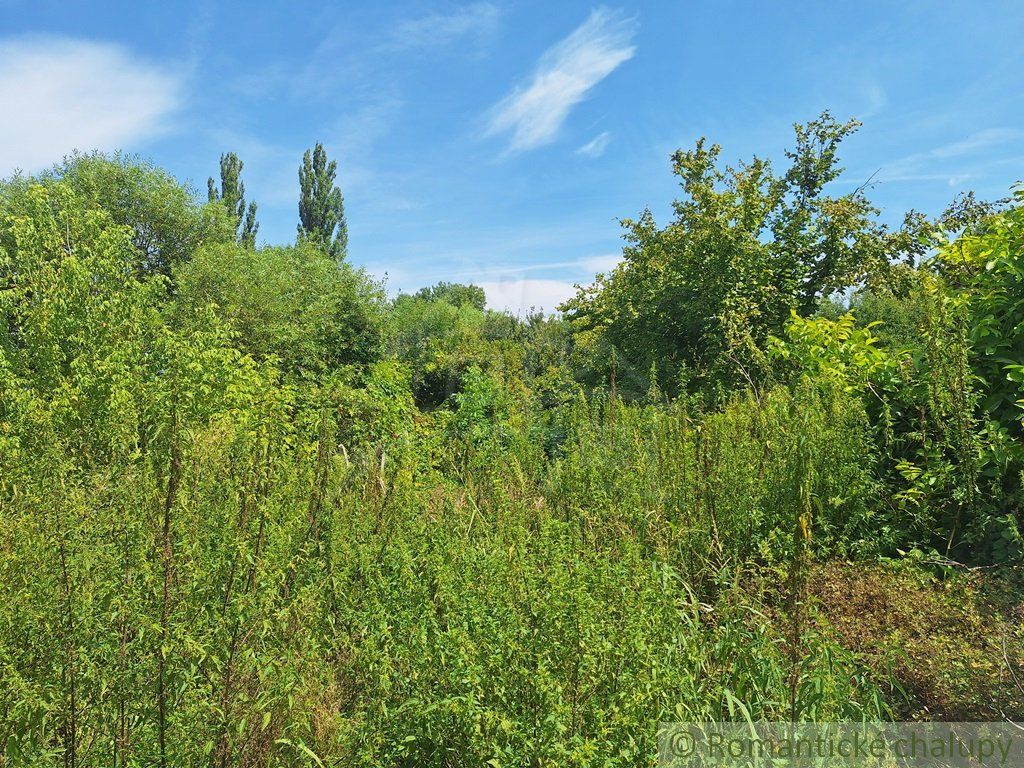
xmin=1 ymin=118 xmax=1022 ymax=765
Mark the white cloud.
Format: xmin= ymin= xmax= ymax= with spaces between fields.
xmin=391 ymin=3 xmax=501 ymax=50
xmin=578 ymin=253 xmax=620 ymax=273
xmin=485 ymin=7 xmax=636 ymax=153
xmin=479 ymin=278 xmax=578 ymax=314
xmin=359 ymin=250 xmax=620 ymax=313
xmin=0 ymin=36 xmax=181 ymax=175
xmin=576 ymin=130 xmax=612 ymax=157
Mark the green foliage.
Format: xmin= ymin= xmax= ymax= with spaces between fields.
xmin=562 ymin=112 xmax=927 ymax=397
xmin=0 ymin=180 xmax=893 ymax=763
xmin=0 ymin=181 xmax=163 ymax=465
xmin=412 ymin=281 xmax=488 ymax=310
xmin=2 ymin=123 xmax=1023 ymax=767
xmin=388 ymin=293 xmax=527 ymax=408
xmin=938 ymin=188 xmax=1024 ymax=434
xmin=769 ymin=311 xmax=893 ymax=393
xmin=3 ymin=152 xmax=235 ymax=277
xmin=298 ymin=142 xmax=348 ymax=262
xmin=452 ymin=365 xmax=511 ymax=446
xmin=208 ymin=151 xmax=259 ymax=247
xmin=327 ymin=359 xmax=418 ymax=454
xmin=173 ymin=240 xmax=386 ymax=375
xmin=777 ymin=269 xmax=1021 ymax=563
xmin=546 ymin=383 xmax=878 ymax=569
xmin=936 ymin=190 xmax=1024 ymax=560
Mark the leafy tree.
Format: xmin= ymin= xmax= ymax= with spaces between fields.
xmin=935 ymin=189 xmax=1024 ymax=552
xmin=452 ymin=365 xmax=512 ymax=448
xmin=388 ymin=291 xmax=529 ymax=408
xmin=208 ymin=152 xmax=259 ymax=247
xmin=0 ymin=180 xmax=162 ymax=464
xmin=173 ymin=240 xmax=385 ymax=374
xmin=779 ymin=256 xmax=1024 ymax=563
xmin=412 ymin=281 xmax=487 ymax=310
xmin=297 ymin=142 xmax=347 ymax=261
xmin=562 ymin=112 xmax=928 ymax=396
xmin=7 ymin=152 xmax=236 ymax=277
xmin=769 ymin=310 xmax=893 ymax=395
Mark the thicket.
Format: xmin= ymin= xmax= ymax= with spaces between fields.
xmin=0 ymin=117 xmax=1021 ymax=766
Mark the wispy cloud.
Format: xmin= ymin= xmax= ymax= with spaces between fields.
xmin=390 ymin=3 xmax=501 ymax=51
xmin=485 ymin=7 xmax=636 ymax=153
xmin=927 ymin=128 xmax=1022 ymax=159
xmin=576 ymin=130 xmax=612 ymax=157
xmin=859 ymin=82 xmax=887 ymax=119
xmin=445 ymin=252 xmax=622 ymax=281
xmin=365 ymin=241 xmax=623 ymax=309
xmin=879 ymin=127 xmax=1024 ymax=184
xmin=478 ymin=278 xmax=578 ymax=314
xmin=0 ymin=36 xmax=181 ymax=175
xmin=578 ymin=252 xmax=620 ymax=272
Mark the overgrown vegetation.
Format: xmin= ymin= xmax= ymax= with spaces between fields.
xmin=1 ymin=116 xmax=1021 ymax=766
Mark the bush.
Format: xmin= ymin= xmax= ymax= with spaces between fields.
xmin=174 ymin=240 xmax=386 ymax=375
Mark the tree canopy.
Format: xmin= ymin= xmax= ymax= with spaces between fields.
xmin=562 ymin=112 xmax=929 ymax=396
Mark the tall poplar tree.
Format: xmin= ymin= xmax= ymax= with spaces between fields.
xmin=297 ymin=142 xmax=348 ymax=261
xmin=208 ymin=152 xmax=259 ymax=247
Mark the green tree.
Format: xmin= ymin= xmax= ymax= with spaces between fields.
xmin=412 ymin=281 xmax=487 ymax=310
xmin=562 ymin=112 xmax=927 ymax=396
xmin=174 ymin=240 xmax=385 ymax=374
xmin=5 ymin=152 xmax=235 ymax=278
xmin=387 ymin=290 xmax=529 ymax=408
xmin=208 ymin=152 xmax=259 ymax=247
xmin=297 ymin=142 xmax=347 ymax=261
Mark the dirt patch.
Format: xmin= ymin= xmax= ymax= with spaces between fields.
xmin=811 ymin=560 xmax=1024 ymax=720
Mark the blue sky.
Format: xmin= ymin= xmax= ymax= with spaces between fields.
xmin=1 ymin=1 xmax=1022 ymax=311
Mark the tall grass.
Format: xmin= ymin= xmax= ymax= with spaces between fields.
xmin=0 ymin=368 xmax=889 ymax=766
